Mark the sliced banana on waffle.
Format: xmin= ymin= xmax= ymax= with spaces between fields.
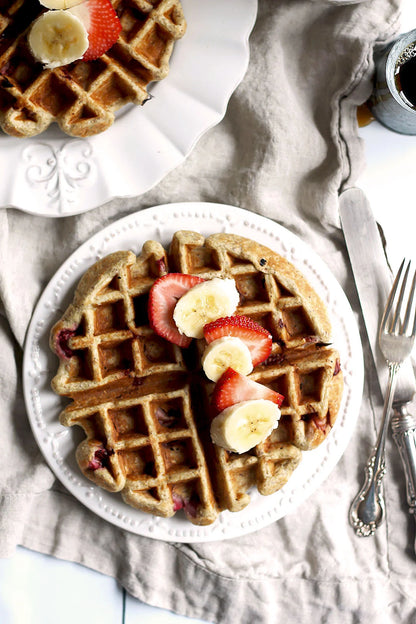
xmin=173 ymin=278 xmax=240 ymax=339
xmin=39 ymin=0 xmax=83 ymax=8
xmin=210 ymin=399 xmax=281 ymax=454
xmin=202 ymin=337 xmax=253 ymax=382
xmin=28 ymin=10 xmax=89 ymax=69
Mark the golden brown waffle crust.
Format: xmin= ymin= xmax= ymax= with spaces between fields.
xmin=50 ymin=250 xmax=137 ymax=365
xmin=49 ymin=231 xmax=344 ymax=524
xmin=0 ymin=0 xmax=186 ymax=138
xmin=203 ymin=233 xmax=332 ymax=344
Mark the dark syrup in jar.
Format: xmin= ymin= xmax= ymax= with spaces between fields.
xmin=395 ymin=42 xmax=416 ymax=108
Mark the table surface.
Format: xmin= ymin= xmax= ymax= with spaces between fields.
xmin=2 ymin=3 xmax=416 ymax=623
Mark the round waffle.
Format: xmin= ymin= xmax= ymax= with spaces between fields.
xmin=50 ymin=231 xmax=343 ymax=525
xmin=0 ymin=0 xmax=186 ymax=137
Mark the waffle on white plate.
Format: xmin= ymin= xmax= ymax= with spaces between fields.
xmin=50 ymin=231 xmax=343 ymax=525
xmin=0 ymin=0 xmax=186 ymax=137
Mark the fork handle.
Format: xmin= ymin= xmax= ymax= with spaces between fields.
xmin=391 ymin=405 xmax=416 ymax=552
xmin=349 ymin=362 xmax=400 ymax=536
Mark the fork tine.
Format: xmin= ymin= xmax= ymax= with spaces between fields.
xmin=411 ymin=272 xmax=416 ymax=338
xmin=412 ymin=302 xmax=416 ymax=338
xmin=392 ymin=260 xmax=411 ymax=334
xmin=402 ymin=268 xmax=416 ymax=335
xmin=381 ymin=258 xmax=405 ymax=334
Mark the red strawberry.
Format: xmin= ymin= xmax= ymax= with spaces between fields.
xmin=148 ymin=273 xmax=205 ymax=347
xmin=211 ymin=367 xmax=284 ymax=414
xmin=81 ymin=0 xmax=122 ymax=62
xmin=203 ymin=315 xmax=272 ymax=366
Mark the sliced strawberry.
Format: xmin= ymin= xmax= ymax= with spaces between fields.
xmin=81 ymin=0 xmax=122 ymax=62
xmin=203 ymin=315 xmax=272 ymax=366
xmin=211 ymin=367 xmax=284 ymax=414
xmin=148 ymin=273 xmax=204 ymax=347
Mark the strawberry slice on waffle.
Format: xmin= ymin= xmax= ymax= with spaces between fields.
xmin=204 ymin=315 xmax=272 ymax=366
xmin=80 ymin=0 xmax=122 ymax=61
xmin=211 ymin=367 xmax=284 ymax=414
xmin=148 ymin=273 xmax=205 ymax=347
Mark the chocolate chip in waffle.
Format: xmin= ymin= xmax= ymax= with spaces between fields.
xmin=50 ymin=231 xmax=343 ymax=524
xmin=0 ymin=0 xmax=186 ymax=137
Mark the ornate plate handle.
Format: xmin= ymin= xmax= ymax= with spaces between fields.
xmin=22 ymin=140 xmax=94 ymax=214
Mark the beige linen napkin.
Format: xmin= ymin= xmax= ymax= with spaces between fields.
xmin=2 ymin=0 xmax=415 ymax=622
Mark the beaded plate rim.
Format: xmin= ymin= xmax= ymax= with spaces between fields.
xmin=22 ymin=202 xmax=364 ymax=542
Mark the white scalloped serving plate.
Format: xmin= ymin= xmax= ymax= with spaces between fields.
xmin=0 ymin=0 xmax=257 ymax=217
xmin=23 ymin=203 xmax=364 ymax=542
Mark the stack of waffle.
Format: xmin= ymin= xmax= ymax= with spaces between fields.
xmin=0 ymin=0 xmax=186 ymax=137
xmin=50 ymin=231 xmax=343 ymax=525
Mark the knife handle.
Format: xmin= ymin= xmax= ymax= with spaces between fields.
xmin=391 ymin=406 xmax=416 ymax=549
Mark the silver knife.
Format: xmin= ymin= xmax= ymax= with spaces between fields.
xmin=339 ymin=187 xmax=416 ymax=543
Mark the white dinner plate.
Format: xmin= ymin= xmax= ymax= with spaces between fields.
xmin=0 ymin=1 xmax=257 ymax=217
xmin=23 ymin=202 xmax=364 ymax=542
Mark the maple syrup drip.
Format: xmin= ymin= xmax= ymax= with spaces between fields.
xmin=356 ymin=102 xmax=374 ymax=127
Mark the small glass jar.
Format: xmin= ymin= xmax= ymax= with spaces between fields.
xmin=370 ymin=28 xmax=416 ymax=135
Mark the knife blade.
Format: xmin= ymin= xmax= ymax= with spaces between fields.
xmin=340 ymin=186 xmax=416 ymax=543
xmin=339 ymin=187 xmax=415 ymax=402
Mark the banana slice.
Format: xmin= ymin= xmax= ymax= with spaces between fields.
xmin=28 ymin=10 xmax=89 ymax=70
xmin=210 ymin=399 xmax=280 ymax=454
xmin=173 ymin=278 xmax=240 ymax=339
xmin=39 ymin=0 xmax=83 ymax=8
xmin=202 ymin=337 xmax=253 ymax=382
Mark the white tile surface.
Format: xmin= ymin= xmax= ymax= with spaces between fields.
xmin=358 ymin=122 xmax=416 ymax=271
xmin=0 ymin=547 xmax=211 ymax=624
xmin=400 ymin=0 xmax=416 ymax=29
xmin=0 ymin=547 xmax=123 ymax=624
xmin=357 ymin=0 xmax=416 ymax=272
xmin=124 ymin=593 xmax=210 ymax=624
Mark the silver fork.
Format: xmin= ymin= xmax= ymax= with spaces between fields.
xmin=349 ymin=259 xmax=416 ymax=536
